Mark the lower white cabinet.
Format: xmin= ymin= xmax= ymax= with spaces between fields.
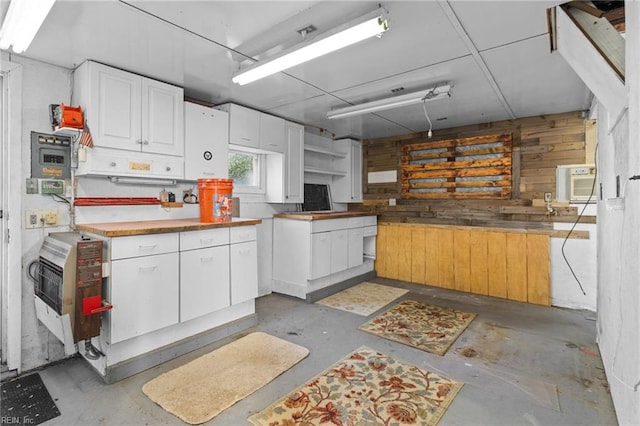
xmin=273 ymin=215 xmax=377 ymax=299
xmin=230 ymin=241 xmax=258 ymax=304
xmin=110 ymin=252 xmax=179 ymax=343
xmin=180 ymin=245 xmax=230 ymax=322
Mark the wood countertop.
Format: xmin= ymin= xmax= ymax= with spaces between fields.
xmin=273 ymin=211 xmax=378 ymax=221
xmin=75 ymin=218 xmax=262 ymax=237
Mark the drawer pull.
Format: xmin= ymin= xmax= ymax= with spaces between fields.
xmin=200 ymin=238 xmax=214 ymax=244
xmin=200 ymin=256 xmax=214 ymax=263
xmin=139 ymin=265 xmax=157 ymax=272
xmin=238 ymin=249 xmax=251 ymax=255
xmin=110 ymin=161 xmax=117 ymax=167
xmin=138 ymin=244 xmax=157 ymax=251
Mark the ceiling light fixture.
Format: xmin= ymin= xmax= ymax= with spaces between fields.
xmin=108 ymin=176 xmax=177 ymax=186
xmin=232 ymin=7 xmax=389 ymax=86
xmin=0 ymin=0 xmax=56 ymax=53
xmin=327 ymin=83 xmax=452 ymax=120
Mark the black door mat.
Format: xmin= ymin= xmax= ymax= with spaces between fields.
xmin=1 ymin=373 xmax=61 ymax=425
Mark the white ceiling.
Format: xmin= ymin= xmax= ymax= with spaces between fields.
xmin=9 ymin=0 xmax=592 ymax=139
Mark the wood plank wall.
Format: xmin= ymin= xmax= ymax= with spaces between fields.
xmin=350 ymin=111 xmax=596 ymax=228
xmin=376 ymin=223 xmax=551 ymax=305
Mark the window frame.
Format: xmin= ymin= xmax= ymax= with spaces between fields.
xmin=227 ymin=145 xmax=267 ymax=195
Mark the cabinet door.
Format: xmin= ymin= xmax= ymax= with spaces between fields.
xmin=348 ymin=227 xmax=364 ymax=268
xmin=184 ymin=103 xmax=229 ymax=180
xmin=89 ymin=62 xmax=142 ymax=151
xmin=310 ymin=232 xmax=331 ymax=279
xmin=110 ymin=252 xmax=179 ymax=343
xmin=142 ymin=78 xmax=184 ymax=156
xmin=228 ymin=104 xmax=260 ymax=148
xmin=230 ymin=241 xmax=258 ymax=304
xmin=285 ymin=121 xmax=304 ymax=203
xmin=350 ymin=141 xmax=363 ymax=202
xmin=259 ymin=113 xmax=285 ymax=152
xmin=331 ymin=230 xmax=349 ymax=274
xmin=180 ymin=246 xmax=230 ymax=322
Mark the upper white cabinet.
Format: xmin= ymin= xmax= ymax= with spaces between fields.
xmin=265 ymin=121 xmax=304 ymax=203
xmin=73 ymin=61 xmax=184 ymax=156
xmin=331 ymin=139 xmax=363 ymax=203
xmin=215 ymin=103 xmax=285 ymax=152
xmin=259 ymin=113 xmax=285 ymax=153
xmin=184 ymin=102 xmax=229 ymax=181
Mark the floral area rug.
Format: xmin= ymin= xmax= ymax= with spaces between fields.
xmin=316 ymin=282 xmax=409 ymax=316
xmin=358 ymin=300 xmax=477 ymax=356
xmin=248 ymin=346 xmax=463 ymax=426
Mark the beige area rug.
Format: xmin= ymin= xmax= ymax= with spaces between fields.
xmin=316 ymin=282 xmax=409 ymax=316
xmin=142 ymin=332 xmax=309 ymax=424
xmin=248 ymin=345 xmax=463 ymax=426
xmin=359 ymin=300 xmax=477 ymax=356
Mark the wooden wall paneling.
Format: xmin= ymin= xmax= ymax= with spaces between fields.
xmin=437 ymin=228 xmax=455 ymax=289
xmin=423 ymin=226 xmax=439 ymax=286
xmin=585 ymin=119 xmax=596 ymax=164
xmin=375 ymin=224 xmax=388 ymax=278
xmin=397 ymin=226 xmax=413 ymax=282
xmin=411 ymin=226 xmax=427 ymax=284
xmin=505 ymin=233 xmax=528 ymax=302
xmin=384 ymin=225 xmax=400 ymax=280
xmin=526 ymin=234 xmax=551 ymax=305
xmin=453 ymin=229 xmax=471 ymax=292
xmin=486 ymin=231 xmax=508 ymax=299
xmin=469 ymin=230 xmax=489 ymax=295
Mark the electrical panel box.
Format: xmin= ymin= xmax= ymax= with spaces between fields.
xmin=30 ymin=131 xmax=72 ymax=179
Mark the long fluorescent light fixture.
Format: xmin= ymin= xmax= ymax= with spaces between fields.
xmin=108 ymin=176 xmax=177 ymax=186
xmin=0 ymin=0 xmax=56 ymax=53
xmin=232 ymin=8 xmax=389 ymax=85
xmin=327 ymin=83 xmax=452 ymax=120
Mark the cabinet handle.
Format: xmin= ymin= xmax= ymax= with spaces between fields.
xmin=200 ymin=238 xmax=214 ymax=244
xmin=200 ymin=256 xmax=214 ymax=263
xmin=138 ymin=244 xmax=157 ymax=251
xmin=138 ymin=265 xmax=157 ymax=272
xmin=110 ymin=162 xmax=117 ymax=167
xmin=166 ymin=166 xmax=171 ymax=171
xmin=241 ymin=137 xmax=251 ymax=141
xmin=268 ymin=143 xmax=278 ymax=146
xmin=203 ymin=172 xmax=216 ymax=175
xmin=143 ymin=140 xmax=149 ymax=145
xmin=136 ymin=139 xmax=143 ymax=145
xmin=238 ymin=249 xmax=251 ymax=255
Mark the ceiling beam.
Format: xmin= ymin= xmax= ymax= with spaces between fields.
xmin=438 ymin=1 xmax=516 ymax=120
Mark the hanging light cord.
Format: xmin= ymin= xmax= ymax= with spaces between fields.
xmin=422 ymin=99 xmax=433 ymax=138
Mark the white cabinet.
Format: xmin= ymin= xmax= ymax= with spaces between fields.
xmin=184 ymin=102 xmax=229 ymax=181
xmin=74 ymin=61 xmax=184 ymax=156
xmin=332 ymin=139 xmax=363 ymax=203
xmin=265 ymin=121 xmax=304 ymax=203
xmin=259 ymin=113 xmax=285 ymax=153
xmin=215 ymin=103 xmax=260 ymax=149
xmin=179 ymin=228 xmax=230 ymax=322
xmin=273 ymin=215 xmax=377 ymax=299
xmin=230 ymin=227 xmax=258 ymax=304
xmin=109 ymin=233 xmax=180 ymax=343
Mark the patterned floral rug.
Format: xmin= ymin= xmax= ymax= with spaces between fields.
xmin=316 ymin=282 xmax=409 ymax=316
xmin=248 ymin=346 xmax=463 ymax=426
xmin=358 ymin=300 xmax=477 ymax=356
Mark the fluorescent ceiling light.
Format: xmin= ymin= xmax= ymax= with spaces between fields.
xmin=108 ymin=176 xmax=177 ymax=186
xmin=0 ymin=0 xmax=56 ymax=53
xmin=232 ymin=8 xmax=389 ymax=86
xmin=327 ymin=83 xmax=452 ymax=120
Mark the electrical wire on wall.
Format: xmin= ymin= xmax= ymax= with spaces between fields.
xmin=560 ymin=143 xmax=599 ymax=296
xmin=422 ymin=99 xmax=433 ymax=138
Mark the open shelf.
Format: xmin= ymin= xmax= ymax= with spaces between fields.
xmin=303 ymin=144 xmax=347 ymax=158
xmin=303 ymin=166 xmax=347 ymax=176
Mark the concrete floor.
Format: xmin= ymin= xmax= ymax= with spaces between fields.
xmin=34 ymin=278 xmax=616 ymax=425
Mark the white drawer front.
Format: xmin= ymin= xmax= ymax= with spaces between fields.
xmin=230 ymin=225 xmax=257 ymax=244
xmin=363 ymin=225 xmax=378 ymax=237
xmin=180 ymin=228 xmax=229 ymax=251
xmin=111 ymin=233 xmax=178 ymax=260
xmin=347 ymin=217 xmax=364 ymax=228
xmin=363 ymin=216 xmax=377 ymax=226
xmin=311 ymin=218 xmax=350 ymax=233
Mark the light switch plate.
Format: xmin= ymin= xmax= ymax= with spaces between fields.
xmin=544 ymin=192 xmax=552 ymax=202
xmin=26 ymin=178 xmax=38 ymax=194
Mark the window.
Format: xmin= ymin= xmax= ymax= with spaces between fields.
xmin=228 ymin=149 xmax=265 ymax=193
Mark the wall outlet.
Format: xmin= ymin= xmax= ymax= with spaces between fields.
xmin=25 ymin=209 xmax=59 ymax=228
xmin=389 ymin=198 xmax=396 ymax=206
xmin=544 ymin=192 xmax=552 ymax=202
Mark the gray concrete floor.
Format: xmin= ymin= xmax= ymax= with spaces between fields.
xmin=35 ymin=278 xmax=616 ymax=425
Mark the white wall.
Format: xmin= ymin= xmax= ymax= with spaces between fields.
xmin=595 ymin=1 xmax=640 ymax=423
